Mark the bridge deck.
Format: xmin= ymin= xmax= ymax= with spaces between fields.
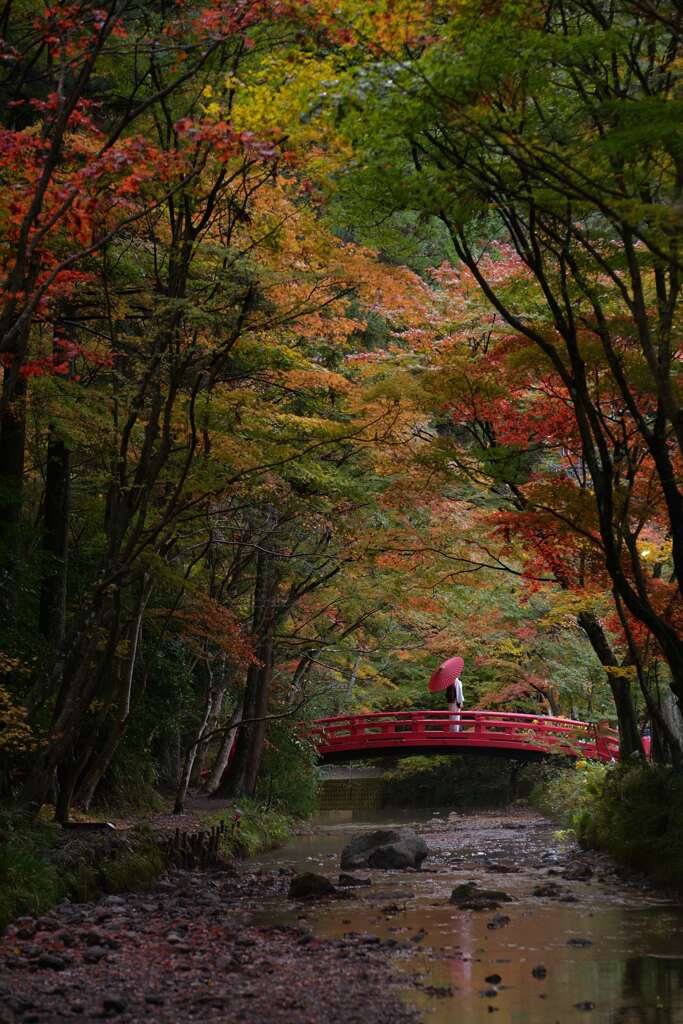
xmin=310 ymin=710 xmax=620 ymax=763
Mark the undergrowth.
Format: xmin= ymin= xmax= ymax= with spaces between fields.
xmin=381 ymin=755 xmax=542 ymax=808
xmin=0 ymin=800 xmax=293 ymax=930
xmin=0 ymin=815 xmax=63 ymax=928
xmin=0 ymin=815 xmax=170 ymax=930
xmin=206 ymin=799 xmax=292 ymax=858
xmin=532 ymin=760 xmax=683 ymax=887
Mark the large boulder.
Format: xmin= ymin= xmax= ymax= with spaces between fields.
xmin=340 ymin=828 xmax=429 ymax=871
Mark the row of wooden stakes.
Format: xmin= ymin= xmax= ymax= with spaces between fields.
xmin=158 ymin=820 xmax=232 ymax=870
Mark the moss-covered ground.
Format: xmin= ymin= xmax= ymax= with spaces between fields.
xmin=0 ymin=800 xmax=293 ymax=930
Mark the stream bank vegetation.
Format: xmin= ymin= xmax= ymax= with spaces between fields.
xmin=0 ymin=0 xmax=682 ymax=913
xmin=534 ymin=760 xmax=683 ymax=888
xmin=0 ymin=800 xmax=292 ymax=931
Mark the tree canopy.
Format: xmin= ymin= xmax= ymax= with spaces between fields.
xmin=1 ymin=0 xmax=681 ymax=820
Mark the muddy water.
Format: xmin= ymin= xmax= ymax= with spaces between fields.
xmin=252 ymin=809 xmax=683 ymax=1024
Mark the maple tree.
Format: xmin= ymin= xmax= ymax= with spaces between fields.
xmin=1 ymin=0 xmax=682 ymax=823
xmin=323 ymin=0 xmax=683 ymax=754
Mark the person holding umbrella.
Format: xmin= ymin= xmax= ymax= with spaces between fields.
xmin=429 ymin=656 xmax=465 ymax=732
xmin=447 ymin=676 xmax=464 ymax=732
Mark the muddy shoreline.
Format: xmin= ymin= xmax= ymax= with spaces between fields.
xmin=0 ymin=866 xmax=418 ymax=1024
xmin=2 ymin=808 xmax=682 ymax=1024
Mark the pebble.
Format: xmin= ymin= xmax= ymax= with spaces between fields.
xmin=486 ymin=914 xmax=510 ymax=930
xmin=82 ymin=946 xmax=107 ymax=964
xmin=102 ymin=995 xmax=127 ymax=1014
xmin=36 ymin=954 xmax=68 ymax=971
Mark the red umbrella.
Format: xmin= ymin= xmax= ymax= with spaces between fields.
xmin=428 ymin=656 xmax=464 ymax=693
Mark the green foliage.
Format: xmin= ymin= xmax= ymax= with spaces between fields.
xmin=531 ymin=759 xmax=608 ymax=827
xmin=256 ymin=722 xmax=320 ymax=818
xmin=534 ymin=762 xmax=683 ymax=887
xmin=206 ymin=800 xmax=292 ymax=858
xmin=381 ymin=754 xmax=539 ymax=809
xmin=0 ymin=815 xmax=63 ymax=930
xmin=99 ymin=832 xmax=166 ymax=895
xmin=0 ymin=817 xmax=170 ymax=929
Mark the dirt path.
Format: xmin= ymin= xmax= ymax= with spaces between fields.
xmin=0 ymin=866 xmax=418 ymax=1024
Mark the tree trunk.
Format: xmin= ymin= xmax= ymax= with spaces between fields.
xmin=205 ymin=702 xmax=243 ymax=796
xmin=223 ymin=546 xmax=277 ymax=798
xmin=74 ymin=581 xmax=150 ymax=809
xmin=39 ymin=426 xmax=70 ymax=646
xmin=20 ymin=592 xmax=122 ymax=816
xmin=191 ymin=681 xmax=227 ymax=787
xmin=244 ymin=629 xmax=274 ymax=797
xmin=0 ymin=363 xmax=26 ymax=618
xmin=174 ymin=670 xmax=216 ymax=815
xmin=639 ymin=663 xmax=683 ymax=767
xmin=577 ymin=611 xmax=644 ymax=758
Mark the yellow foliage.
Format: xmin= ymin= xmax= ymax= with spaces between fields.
xmin=605 ymin=665 xmax=637 ymax=680
xmin=539 ymin=591 xmax=601 ymax=627
xmin=495 ymin=637 xmax=525 ymax=659
xmin=0 ymin=685 xmax=37 ymax=755
xmin=639 ymin=540 xmax=672 ymax=564
xmin=231 ymin=53 xmax=344 ymax=152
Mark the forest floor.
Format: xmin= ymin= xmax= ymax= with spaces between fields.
xmin=0 ymin=863 xmax=418 ymax=1024
xmin=3 ymin=806 xmax=681 ymax=1024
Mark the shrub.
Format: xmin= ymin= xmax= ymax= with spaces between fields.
xmin=531 ymin=759 xmax=607 ymax=828
xmin=206 ymin=799 xmax=292 ymax=858
xmin=0 ymin=818 xmax=171 ymax=928
xmin=533 ymin=761 xmax=683 ymax=887
xmin=256 ymin=722 xmax=320 ymax=818
xmin=382 ymin=754 xmax=540 ymax=808
xmin=0 ymin=814 xmax=63 ymax=929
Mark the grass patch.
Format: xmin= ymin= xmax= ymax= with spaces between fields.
xmin=0 ymin=800 xmax=294 ymax=930
xmin=0 ymin=817 xmax=171 ymax=929
xmin=205 ymin=799 xmax=292 ymax=859
xmin=0 ymin=815 xmax=63 ymax=929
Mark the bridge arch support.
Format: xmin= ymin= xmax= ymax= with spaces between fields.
xmin=310 ymin=710 xmax=619 ymax=765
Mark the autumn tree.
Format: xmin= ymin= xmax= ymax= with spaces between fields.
xmin=329 ymin=0 xmax=683 ymax=725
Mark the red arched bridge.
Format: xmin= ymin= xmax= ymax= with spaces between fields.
xmin=310 ymin=710 xmax=621 ymax=763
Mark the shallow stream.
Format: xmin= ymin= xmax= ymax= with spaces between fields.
xmin=251 ymin=808 xmax=683 ymax=1024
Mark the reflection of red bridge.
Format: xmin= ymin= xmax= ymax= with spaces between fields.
xmin=310 ymin=710 xmax=621 ymax=763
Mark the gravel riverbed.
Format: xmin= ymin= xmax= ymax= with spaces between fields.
xmin=0 ymin=867 xmax=418 ymax=1024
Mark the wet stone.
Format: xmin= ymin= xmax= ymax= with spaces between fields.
xmin=532 ymin=883 xmax=564 ymax=898
xmin=289 ymin=873 xmax=337 ymax=899
xmin=36 ymin=954 xmax=68 ymax=971
xmin=341 ymin=829 xmax=429 ymax=871
xmin=486 ymin=914 xmax=510 ymax=930
xmin=82 ymin=946 xmax=107 ymax=964
xmin=338 ymin=873 xmax=371 ymax=887
xmin=484 ymin=861 xmax=519 ymax=874
xmin=450 ymin=883 xmax=513 ymax=911
xmin=102 ymin=995 xmax=127 ymax=1014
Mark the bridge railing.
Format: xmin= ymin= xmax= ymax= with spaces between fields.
xmin=309 ymin=710 xmax=620 ymax=762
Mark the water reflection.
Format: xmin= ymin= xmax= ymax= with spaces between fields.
xmin=251 ymin=811 xmax=683 ymax=1024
